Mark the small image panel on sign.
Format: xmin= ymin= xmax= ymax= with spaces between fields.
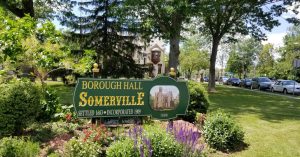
xmin=150 ymin=85 xmax=179 ymax=111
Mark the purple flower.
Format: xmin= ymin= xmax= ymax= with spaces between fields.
xmin=128 ymin=129 xmax=132 ymax=137
xmin=140 ymin=144 xmax=144 ymax=157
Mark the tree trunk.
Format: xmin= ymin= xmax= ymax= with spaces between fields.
xmin=208 ymin=37 xmax=221 ymax=92
xmin=169 ymin=33 xmax=180 ymax=73
xmin=187 ymin=69 xmax=192 ymax=80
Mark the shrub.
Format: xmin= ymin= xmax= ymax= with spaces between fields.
xmin=107 ymin=124 xmax=183 ymax=157
xmin=64 ymin=137 xmax=101 ymax=157
xmin=0 ymin=80 xmax=41 ymax=137
xmin=80 ymin=124 xmax=112 ymax=147
xmin=145 ymin=125 xmax=183 ymax=157
xmin=166 ymin=120 xmax=205 ymax=157
xmin=203 ymin=110 xmax=244 ymax=151
xmin=0 ymin=137 xmax=40 ymax=157
xmin=37 ymin=86 xmax=61 ymax=122
xmin=179 ymin=81 xmax=210 ymax=122
xmin=106 ymin=138 xmax=137 ymax=157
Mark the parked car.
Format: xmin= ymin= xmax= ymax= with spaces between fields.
xmin=251 ymin=77 xmax=273 ymax=90
xmin=240 ymin=78 xmax=252 ymax=88
xmin=227 ymin=78 xmax=241 ymax=86
xmin=271 ymin=80 xmax=300 ymax=94
xmin=219 ymin=76 xmax=229 ymax=84
xmin=203 ymin=77 xmax=209 ymax=82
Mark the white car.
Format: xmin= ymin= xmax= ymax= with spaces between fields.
xmin=271 ymin=80 xmax=300 ymax=94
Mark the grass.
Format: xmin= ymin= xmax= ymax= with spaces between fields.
xmin=48 ymin=82 xmax=300 ymax=157
xmin=45 ymin=81 xmax=74 ymax=105
xmin=208 ymin=85 xmax=300 ymax=157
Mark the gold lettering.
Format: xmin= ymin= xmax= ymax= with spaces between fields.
xmin=116 ymin=82 xmax=122 ymax=89
xmin=88 ymin=81 xmax=93 ymax=89
xmin=104 ymin=96 xmax=109 ymax=106
xmin=125 ymin=96 xmax=131 ymax=105
xmin=88 ymin=96 xmax=94 ymax=106
xmin=124 ymin=82 xmax=129 ymax=89
xmin=138 ymin=82 xmax=143 ymax=90
xmin=110 ymin=96 xmax=116 ymax=105
xmin=137 ymin=92 xmax=144 ymax=105
xmin=94 ymin=81 xmax=99 ymax=89
xmin=82 ymin=81 xmax=88 ymax=89
xmin=99 ymin=81 xmax=105 ymax=89
xmin=105 ymin=81 xmax=110 ymax=89
xmin=95 ymin=96 xmax=103 ymax=106
xmin=131 ymin=96 xmax=136 ymax=105
xmin=129 ymin=82 xmax=134 ymax=90
xmin=121 ymin=96 xmax=126 ymax=105
xmin=116 ymin=96 xmax=122 ymax=106
xmin=79 ymin=92 xmax=87 ymax=106
xmin=111 ymin=82 xmax=116 ymax=89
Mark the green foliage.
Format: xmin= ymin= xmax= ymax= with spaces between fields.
xmin=179 ymin=81 xmax=210 ymax=122
xmin=203 ymin=110 xmax=244 ymax=151
xmin=144 ymin=125 xmax=183 ymax=157
xmin=107 ymin=124 xmax=183 ymax=157
xmin=0 ymin=80 xmax=41 ymax=137
xmin=226 ymin=38 xmax=262 ymax=78
xmin=0 ymin=137 xmax=40 ymax=157
xmin=106 ymin=138 xmax=137 ymax=157
xmin=64 ymin=137 xmax=101 ymax=157
xmin=257 ymin=44 xmax=275 ymax=77
xmin=37 ymin=86 xmax=61 ymax=122
xmin=61 ymin=0 xmax=144 ymax=78
xmin=0 ymin=13 xmax=36 ymax=61
xmin=273 ymin=25 xmax=300 ymax=81
xmin=180 ymin=36 xmax=209 ymax=79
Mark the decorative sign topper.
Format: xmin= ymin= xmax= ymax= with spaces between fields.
xmin=73 ymin=77 xmax=189 ymax=120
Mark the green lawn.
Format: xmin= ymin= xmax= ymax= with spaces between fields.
xmin=208 ymin=85 xmax=300 ymax=157
xmin=46 ymin=81 xmax=74 ymax=105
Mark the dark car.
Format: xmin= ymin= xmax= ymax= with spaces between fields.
xmin=227 ymin=78 xmax=241 ymax=86
xmin=251 ymin=77 xmax=273 ymax=90
xmin=240 ymin=78 xmax=252 ymax=88
xmin=203 ymin=77 xmax=209 ymax=82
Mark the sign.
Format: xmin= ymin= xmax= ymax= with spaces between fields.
xmin=73 ymin=77 xmax=189 ymax=120
xmin=293 ymin=59 xmax=300 ymax=68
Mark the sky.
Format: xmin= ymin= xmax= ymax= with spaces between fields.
xmin=262 ymin=13 xmax=293 ymax=47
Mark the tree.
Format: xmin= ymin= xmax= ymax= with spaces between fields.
xmin=60 ymin=0 xmax=144 ymax=78
xmin=127 ymin=0 xmax=198 ymax=71
xmin=0 ymin=0 xmax=68 ymax=19
xmin=226 ymin=38 xmax=262 ymax=78
xmin=179 ymin=37 xmax=209 ymax=80
xmin=273 ymin=25 xmax=300 ymax=80
xmin=0 ymin=0 xmax=34 ymax=17
xmin=0 ymin=10 xmax=36 ymax=62
xmin=196 ymin=0 xmax=299 ymax=92
xmin=257 ymin=44 xmax=275 ymax=77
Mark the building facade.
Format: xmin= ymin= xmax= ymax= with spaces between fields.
xmin=133 ymin=39 xmax=167 ymax=77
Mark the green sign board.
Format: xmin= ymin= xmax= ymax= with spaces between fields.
xmin=73 ymin=77 xmax=189 ymax=120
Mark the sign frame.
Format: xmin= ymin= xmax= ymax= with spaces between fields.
xmin=73 ymin=76 xmax=190 ymax=120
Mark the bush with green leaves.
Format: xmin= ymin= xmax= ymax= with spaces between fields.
xmin=0 ymin=80 xmax=41 ymax=137
xmin=64 ymin=137 xmax=102 ymax=157
xmin=107 ymin=124 xmax=182 ymax=157
xmin=37 ymin=86 xmax=61 ymax=122
xmin=106 ymin=138 xmax=137 ymax=157
xmin=0 ymin=137 xmax=40 ymax=157
xmin=179 ymin=81 xmax=210 ymax=122
xmin=203 ymin=110 xmax=244 ymax=151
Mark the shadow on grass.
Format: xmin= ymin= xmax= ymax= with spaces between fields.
xmin=208 ymin=85 xmax=300 ymax=122
xmin=23 ymin=127 xmax=56 ymax=143
xmin=47 ymin=84 xmax=74 ymax=105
